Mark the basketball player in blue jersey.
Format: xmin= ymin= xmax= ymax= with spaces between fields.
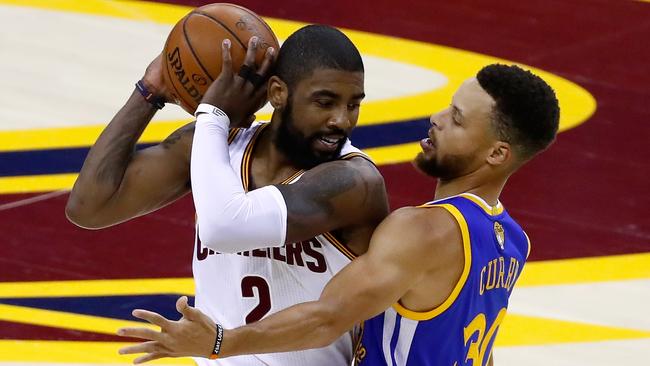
xmin=118 ymin=64 xmax=559 ymax=366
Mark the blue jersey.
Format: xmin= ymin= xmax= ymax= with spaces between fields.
xmin=356 ymin=193 xmax=530 ymax=366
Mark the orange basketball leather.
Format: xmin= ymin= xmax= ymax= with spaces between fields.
xmin=163 ymin=3 xmax=279 ymax=114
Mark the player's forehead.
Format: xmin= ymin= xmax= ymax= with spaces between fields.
xmin=294 ymin=68 xmax=365 ymax=98
xmin=451 ymin=77 xmax=495 ymax=119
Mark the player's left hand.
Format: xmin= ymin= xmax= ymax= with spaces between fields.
xmin=117 ymin=296 xmax=216 ymax=364
xmin=201 ymin=36 xmax=275 ymax=129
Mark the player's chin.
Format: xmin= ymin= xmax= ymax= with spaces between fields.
xmin=413 ymin=153 xmax=437 ymax=177
xmin=312 ymin=150 xmax=338 ymax=164
xmin=415 ymin=149 xmax=436 ymax=163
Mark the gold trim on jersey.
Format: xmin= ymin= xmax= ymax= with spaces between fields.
xmin=353 ymin=321 xmax=366 ymax=364
xmin=240 ymin=123 xmax=270 ymax=192
xmin=322 ymin=232 xmax=357 ymax=261
xmin=459 ymin=193 xmax=504 ymax=216
xmin=339 ymin=151 xmax=373 ymax=164
xmin=227 ymin=128 xmax=241 ymax=144
xmin=280 ymin=169 xmax=305 ymax=185
xmin=392 ymin=203 xmax=472 ymax=321
xmin=239 ymin=123 xmax=307 ymax=190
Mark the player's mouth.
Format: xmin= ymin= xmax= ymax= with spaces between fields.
xmin=315 ymin=135 xmax=344 ymax=152
xmin=420 ymin=137 xmax=436 ymax=153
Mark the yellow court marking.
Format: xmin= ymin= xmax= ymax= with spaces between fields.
xmin=2 ymin=307 xmax=649 ymax=356
xmin=517 ymin=252 xmax=650 ymax=287
xmin=0 ymin=173 xmax=78 ymax=194
xmin=497 ymin=313 xmax=650 ymax=347
xmin=0 ymin=340 xmax=193 ymax=364
xmin=0 ymin=120 xmax=191 ymax=152
xmin=0 ymin=277 xmax=194 ymax=298
xmin=0 ymin=0 xmax=595 ymax=152
xmin=1 ymin=319 xmax=648 ymax=362
xmin=0 ymin=304 xmax=158 ymax=336
xmin=0 ymin=253 xmax=647 ymax=298
xmin=0 ymin=253 xmax=649 ymax=360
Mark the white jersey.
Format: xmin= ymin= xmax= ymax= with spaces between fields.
xmin=193 ymin=122 xmax=370 ymax=366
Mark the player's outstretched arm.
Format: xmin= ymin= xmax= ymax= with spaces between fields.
xmin=66 ymin=55 xmax=193 ymax=229
xmin=116 ymin=207 xmax=460 ymax=362
xmin=219 ymin=206 xmax=459 ymax=355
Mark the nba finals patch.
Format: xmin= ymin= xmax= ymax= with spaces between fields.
xmin=494 ymin=221 xmax=505 ymax=250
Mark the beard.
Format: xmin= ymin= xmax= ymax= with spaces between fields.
xmin=274 ymin=99 xmax=347 ymax=169
xmin=414 ymin=151 xmax=474 ymax=181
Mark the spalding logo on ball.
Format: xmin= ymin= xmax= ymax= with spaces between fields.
xmin=163 ymin=3 xmax=280 ymax=114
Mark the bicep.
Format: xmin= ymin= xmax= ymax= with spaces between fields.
xmin=277 ymin=159 xmax=388 ymax=243
xmin=319 ymin=214 xmax=431 ymax=327
xmin=103 ymin=124 xmax=194 ymax=222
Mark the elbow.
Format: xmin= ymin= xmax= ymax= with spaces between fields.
xmin=65 ymin=197 xmax=87 ymax=227
xmin=65 ymin=197 xmax=105 ymax=230
xmin=311 ymin=305 xmax=349 ymax=348
xmin=197 ymin=220 xmax=243 ymax=254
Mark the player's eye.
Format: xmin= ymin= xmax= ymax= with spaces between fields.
xmin=315 ymin=99 xmax=334 ymax=108
xmin=347 ymin=103 xmax=360 ymax=111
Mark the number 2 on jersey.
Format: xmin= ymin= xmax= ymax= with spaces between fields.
xmin=241 ymin=275 xmax=272 ymax=324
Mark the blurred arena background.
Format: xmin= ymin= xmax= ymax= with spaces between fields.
xmin=0 ymin=0 xmax=649 ymax=364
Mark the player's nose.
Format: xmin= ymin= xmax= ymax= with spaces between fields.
xmin=429 ymin=114 xmax=440 ymax=129
xmin=329 ymin=109 xmax=352 ymax=130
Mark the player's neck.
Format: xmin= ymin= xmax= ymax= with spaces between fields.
xmin=252 ymin=125 xmax=301 ymax=182
xmin=433 ymin=171 xmax=507 ymax=206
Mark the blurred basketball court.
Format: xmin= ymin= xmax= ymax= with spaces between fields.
xmin=1 ymin=0 xmax=649 ymax=365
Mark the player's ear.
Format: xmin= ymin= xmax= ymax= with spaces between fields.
xmin=268 ymin=76 xmax=288 ymax=110
xmin=486 ymin=141 xmax=511 ymax=166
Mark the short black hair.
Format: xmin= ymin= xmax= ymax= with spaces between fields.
xmin=477 ymin=64 xmax=560 ymax=160
xmin=274 ymin=24 xmax=364 ymax=88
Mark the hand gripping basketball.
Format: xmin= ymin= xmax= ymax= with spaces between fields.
xmin=141 ymin=54 xmax=174 ymax=105
xmin=201 ymin=36 xmax=275 ymax=128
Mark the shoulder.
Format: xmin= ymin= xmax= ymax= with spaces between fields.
xmin=158 ymin=122 xmax=195 ymax=163
xmin=302 ymin=155 xmax=384 ymax=188
xmin=277 ymin=156 xmax=388 ymax=228
xmin=378 ymin=206 xmax=463 ymax=255
xmin=228 ymin=121 xmax=266 ymax=144
xmin=161 ymin=122 xmax=195 ymax=150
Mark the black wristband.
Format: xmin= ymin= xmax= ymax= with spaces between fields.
xmin=209 ymin=323 xmax=224 ymax=359
xmin=135 ymin=80 xmax=165 ymax=109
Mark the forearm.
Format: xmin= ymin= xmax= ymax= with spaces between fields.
xmin=67 ymin=90 xmax=156 ymax=224
xmin=220 ymin=301 xmax=347 ymax=357
xmin=191 ymin=105 xmax=287 ymax=252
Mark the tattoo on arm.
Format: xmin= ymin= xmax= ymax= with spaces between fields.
xmin=161 ymin=122 xmax=195 ymax=149
xmin=279 ymin=160 xmax=379 ymax=236
xmin=94 ymin=122 xmax=194 ymax=188
xmin=95 ymin=132 xmax=139 ymax=187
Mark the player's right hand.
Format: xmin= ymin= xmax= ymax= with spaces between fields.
xmin=142 ymin=53 xmax=174 ymax=104
xmin=117 ymin=296 xmax=216 ymax=364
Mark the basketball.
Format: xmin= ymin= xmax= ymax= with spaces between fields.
xmin=162 ymin=3 xmax=279 ymax=114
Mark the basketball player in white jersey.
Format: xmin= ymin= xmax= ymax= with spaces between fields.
xmin=67 ymin=25 xmax=388 ymax=366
